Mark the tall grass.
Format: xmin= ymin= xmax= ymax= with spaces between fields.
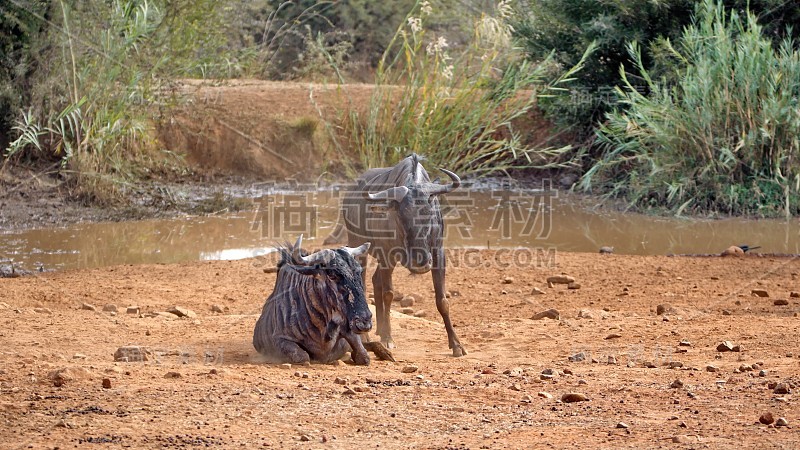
xmin=331 ymin=0 xmax=594 ymax=177
xmin=583 ymin=0 xmax=800 ymax=217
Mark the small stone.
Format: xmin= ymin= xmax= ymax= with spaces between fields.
xmin=567 ymin=282 xmax=581 ymax=290
xmin=341 ymin=387 xmax=356 ymax=396
xmin=670 ymin=379 xmax=684 ymax=389
xmin=299 ymin=434 xmax=311 ymax=442
xmin=506 ymin=367 xmax=524 ymax=377
xmin=114 ymin=346 xmax=150 ymax=362
xmin=72 ymin=353 xmax=87 ymax=360
xmin=569 ymin=352 xmax=586 ymax=362
xmin=509 ymin=383 xmax=522 ymax=391
xmin=616 ymin=422 xmax=629 ymax=429
xmin=774 ymin=299 xmax=789 ymax=306
xmin=530 ymin=287 xmax=545 ymax=295
xmin=706 ymin=365 xmax=719 ymax=373
xmin=679 ymin=340 xmax=691 ymax=347
xmin=481 ymin=368 xmax=496 ymax=375
xmin=400 ymin=307 xmax=415 ymax=315
xmin=751 ymin=289 xmax=769 ymax=298
xmin=759 ymin=369 xmax=768 ymax=377
xmin=126 ymin=306 xmax=140 ymax=315
xmin=33 ymin=307 xmax=52 ymax=314
xmin=739 ymin=364 xmax=753 ymax=372
xmin=578 ymin=379 xmax=588 ymax=385
xmin=532 ymin=308 xmax=560 ymax=320
xmin=773 ymin=383 xmax=791 ymax=395
xmin=607 ymin=356 xmax=617 ymax=365
xmin=722 ymin=309 xmax=732 ymax=316
xmin=672 ymin=435 xmax=692 ymax=444
xmin=656 ymin=304 xmax=673 ymax=315
xmin=791 ymin=292 xmax=800 ymax=298
xmin=520 ymin=394 xmax=533 ymax=403
xmin=167 ymin=306 xmax=197 ymax=318
xmin=103 ymin=304 xmax=117 ymax=312
xmin=668 ymin=361 xmax=684 ymax=369
xmin=717 ymin=341 xmax=735 ymax=352
xmin=353 ymin=386 xmax=370 ymax=393
xmin=599 ymin=246 xmax=614 ymax=254
xmin=759 ymin=412 xmax=775 ymax=425
xmin=605 ymin=333 xmax=622 ymax=340
xmin=546 ymin=275 xmax=575 ymax=287
xmin=55 ymin=419 xmax=71 ymax=428
xmin=400 ymin=296 xmax=415 ymax=307
xmin=776 ymin=417 xmax=788 ymax=427
xmin=279 ymin=363 xmax=292 ymax=369
xmin=538 ymin=391 xmax=553 ymax=399
xmin=102 ymin=378 xmax=112 ymax=389
xmin=81 ymin=303 xmax=96 ymax=311
xmin=560 ymin=393 xmax=589 ymax=403
xmin=334 ymin=377 xmax=348 ymax=385
xmin=402 ymin=365 xmax=419 ymax=374
xmin=211 ymin=304 xmax=225 ymax=313
xmin=164 ymin=371 xmax=182 ymax=379
xmin=502 ymin=276 xmax=514 ymax=284
xmin=413 ymin=310 xmax=427 ymax=318
xmin=732 ymin=345 xmax=743 ymax=352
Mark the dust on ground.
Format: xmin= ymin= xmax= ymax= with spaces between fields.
xmin=1 ymin=250 xmax=799 ymax=448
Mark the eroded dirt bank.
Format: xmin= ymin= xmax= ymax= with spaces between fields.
xmin=1 ymin=250 xmax=799 ymax=448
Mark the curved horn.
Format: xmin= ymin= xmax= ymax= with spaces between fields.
xmin=343 ymin=242 xmax=370 ymax=257
xmin=424 ymin=168 xmax=461 ymax=196
xmin=364 ymin=186 xmax=409 ymax=202
xmin=292 ymin=234 xmax=329 ymax=265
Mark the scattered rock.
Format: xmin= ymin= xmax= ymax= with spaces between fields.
xmin=341 ymin=387 xmax=356 ymax=396
xmin=210 ymin=304 xmax=225 ymax=313
xmin=400 ymin=307 xmax=415 ymax=315
xmin=670 ymin=379 xmax=684 ymax=389
xmin=774 ymin=299 xmax=789 ymax=306
xmin=546 ymin=275 xmax=575 ymax=288
xmin=672 ymin=435 xmax=692 ymax=444
xmin=599 ymin=246 xmax=614 ymax=254
xmin=401 ymin=365 xmax=419 ymax=374
xmin=605 ymin=333 xmax=622 ymax=340
xmin=722 ymin=309 xmax=732 ymax=316
xmin=334 ymin=377 xmax=348 ymax=385
xmin=509 ymin=383 xmax=522 ymax=391
xmin=413 ymin=310 xmax=427 ymax=318
xmin=759 ymin=369 xmax=768 ymax=377
xmin=279 ymin=363 xmax=292 ymax=369
xmin=616 ymin=422 xmax=629 ymax=429
xmin=759 ymin=412 xmax=775 ymax=425
xmin=48 ymin=367 xmax=93 ymax=385
xmin=773 ymin=383 xmax=791 ymax=395
xmin=732 ymin=344 xmax=743 ymax=352
xmin=751 ymin=289 xmax=769 ymax=298
xmin=164 ymin=371 xmax=182 ymax=379
xmin=656 ymin=304 xmax=673 ymax=315
xmin=561 ymin=393 xmax=589 ymax=403
xmin=705 ymin=365 xmax=719 ymax=373
xmin=167 ymin=306 xmax=197 ymax=318
xmin=400 ymin=296 xmax=415 ymax=307
xmin=776 ymin=417 xmax=788 ymax=427
xmin=738 ymin=364 xmax=753 ymax=372
xmin=716 ymin=341 xmax=735 ymax=352
xmin=33 ymin=307 xmax=52 ymax=315
xmin=721 ymin=246 xmax=744 ymax=257
xmin=569 ymin=352 xmax=587 ymax=362
xmin=114 ymin=346 xmax=151 ymax=362
xmin=567 ymin=282 xmax=581 ymax=290
xmin=299 ymin=434 xmax=311 ymax=442
xmin=505 ymin=367 xmax=524 ymax=377
xmin=538 ymin=391 xmax=553 ymax=399
xmin=520 ymin=395 xmax=533 ymax=403
xmin=530 ymin=287 xmax=546 ymax=295
xmin=72 ymin=353 xmax=87 ymax=360
xmin=502 ymin=276 xmax=514 ymax=284
xmin=791 ymin=292 xmax=800 ymax=298
xmin=126 ymin=306 xmax=140 ymax=314
xmin=81 ymin=303 xmax=96 ymax=312
xmin=607 ymin=356 xmax=617 ymax=365
xmin=102 ymin=378 xmax=112 ymax=389
xmin=679 ymin=340 xmax=692 ymax=347
xmin=103 ymin=304 xmax=117 ymax=313
xmin=668 ymin=361 xmax=684 ymax=369
xmin=532 ymin=308 xmax=560 ymax=320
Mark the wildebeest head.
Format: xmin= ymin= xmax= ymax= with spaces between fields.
xmin=365 ymin=163 xmax=460 ymax=274
xmin=287 ymin=236 xmax=373 ymax=333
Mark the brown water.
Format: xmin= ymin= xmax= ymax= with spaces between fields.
xmin=2 ymin=189 xmax=799 ymax=272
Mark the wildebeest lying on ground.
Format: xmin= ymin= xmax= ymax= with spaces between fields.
xmin=253 ymin=236 xmax=393 ymax=365
xmin=339 ymin=154 xmax=467 ymax=357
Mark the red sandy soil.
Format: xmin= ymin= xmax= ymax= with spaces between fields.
xmin=1 ymin=250 xmax=799 ymax=448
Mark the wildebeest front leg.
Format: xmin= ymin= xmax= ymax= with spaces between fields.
xmin=373 ymin=265 xmax=396 ymax=348
xmin=432 ymin=249 xmax=466 ymax=356
xmin=275 ymin=337 xmax=312 ymax=364
xmin=342 ymin=331 xmax=370 ymax=365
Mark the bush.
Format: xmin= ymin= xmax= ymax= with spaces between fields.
xmin=583 ymin=0 xmax=800 ymax=217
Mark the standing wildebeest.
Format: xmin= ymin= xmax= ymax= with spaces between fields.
xmin=341 ymin=154 xmax=466 ymax=357
xmin=253 ymin=236 xmax=392 ymax=365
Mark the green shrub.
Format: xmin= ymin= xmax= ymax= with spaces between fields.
xmin=583 ymin=0 xmax=800 ymax=217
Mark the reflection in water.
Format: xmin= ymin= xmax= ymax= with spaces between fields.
xmin=1 ymin=189 xmax=799 ymax=272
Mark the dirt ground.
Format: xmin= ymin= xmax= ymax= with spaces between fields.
xmin=1 ymin=249 xmax=799 ymax=449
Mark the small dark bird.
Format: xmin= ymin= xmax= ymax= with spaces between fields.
xmin=738 ymin=245 xmax=761 ymax=253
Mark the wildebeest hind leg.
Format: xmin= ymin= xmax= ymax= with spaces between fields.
xmin=373 ymin=266 xmax=395 ymax=349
